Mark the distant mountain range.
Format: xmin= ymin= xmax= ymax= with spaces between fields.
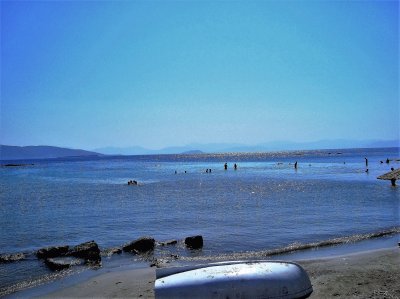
xmin=0 ymin=145 xmax=102 ymax=160
xmin=1 ymin=139 xmax=398 ymax=160
xmin=95 ymin=139 xmax=399 ymax=155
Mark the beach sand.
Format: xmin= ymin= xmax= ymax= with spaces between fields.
xmin=301 ymin=248 xmax=400 ymax=298
xmin=41 ymin=247 xmax=399 ymax=298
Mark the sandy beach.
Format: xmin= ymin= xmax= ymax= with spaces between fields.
xmin=301 ymin=248 xmax=400 ymax=298
xmin=40 ymin=247 xmax=399 ymax=298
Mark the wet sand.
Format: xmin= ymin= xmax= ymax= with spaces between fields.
xmin=41 ymin=247 xmax=399 ymax=298
xmin=41 ymin=267 xmax=156 ymax=298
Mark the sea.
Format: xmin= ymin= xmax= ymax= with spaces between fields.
xmin=1 ymin=147 xmax=399 ymax=296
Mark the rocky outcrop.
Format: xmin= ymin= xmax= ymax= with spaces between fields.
xmin=0 ymin=252 xmax=26 ymax=263
xmin=68 ymin=240 xmax=101 ymax=262
xmin=184 ymin=235 xmax=203 ymax=249
xmin=123 ymin=237 xmax=155 ymax=253
xmin=36 ymin=242 xmax=100 ymax=262
xmin=45 ymin=257 xmax=84 ymax=271
xmin=36 ymin=245 xmax=69 ymax=259
xmin=39 ymin=241 xmax=100 ymax=270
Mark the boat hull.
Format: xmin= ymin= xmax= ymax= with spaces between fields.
xmin=155 ymin=260 xmax=313 ymax=298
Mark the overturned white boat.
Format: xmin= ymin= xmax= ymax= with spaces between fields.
xmin=155 ymin=260 xmax=313 ymax=298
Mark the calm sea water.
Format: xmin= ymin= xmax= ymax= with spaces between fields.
xmin=1 ymin=147 xmax=399 ymax=294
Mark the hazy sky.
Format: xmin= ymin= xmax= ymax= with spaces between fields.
xmin=1 ymin=1 xmax=398 ymax=150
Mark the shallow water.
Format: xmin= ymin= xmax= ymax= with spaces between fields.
xmin=1 ymin=147 xmax=399 ymax=293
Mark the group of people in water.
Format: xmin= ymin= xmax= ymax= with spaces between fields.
xmin=224 ymin=163 xmax=238 ymax=170
xmin=207 ymin=163 xmax=238 ymax=173
xmin=129 ymin=157 xmax=397 ymax=186
xmin=364 ymin=157 xmax=393 ymax=173
xmin=174 ymin=163 xmax=239 ymax=174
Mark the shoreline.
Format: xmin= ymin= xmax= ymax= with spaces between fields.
xmin=9 ymin=243 xmax=399 ymax=298
xmin=42 ymin=247 xmax=400 ymax=299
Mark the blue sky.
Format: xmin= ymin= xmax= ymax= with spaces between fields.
xmin=1 ymin=1 xmax=398 ymax=150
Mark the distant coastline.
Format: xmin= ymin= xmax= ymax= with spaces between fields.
xmin=0 ymin=145 xmax=103 ymax=160
xmin=1 ymin=141 xmax=399 ymax=160
xmin=94 ymin=139 xmax=399 ymax=156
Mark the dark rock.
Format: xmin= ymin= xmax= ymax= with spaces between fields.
xmin=123 ymin=237 xmax=155 ymax=253
xmin=101 ymin=247 xmax=122 ymax=257
xmin=36 ymin=245 xmax=69 ymax=259
xmin=0 ymin=252 xmax=26 ymax=263
xmin=159 ymin=239 xmax=178 ymax=246
xmin=68 ymin=240 xmax=101 ymax=262
xmin=184 ymin=235 xmax=203 ymax=249
xmin=45 ymin=257 xmax=84 ymax=271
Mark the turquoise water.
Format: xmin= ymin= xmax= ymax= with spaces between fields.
xmin=0 ymin=147 xmax=399 ymax=294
